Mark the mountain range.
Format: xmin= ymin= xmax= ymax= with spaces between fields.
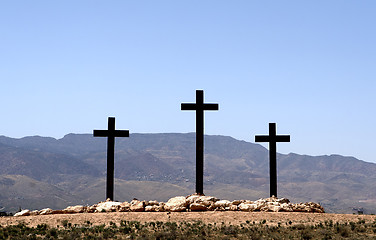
xmin=0 ymin=133 xmax=375 ymax=214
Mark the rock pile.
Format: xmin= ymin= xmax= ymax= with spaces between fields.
xmin=14 ymin=195 xmax=324 ymax=216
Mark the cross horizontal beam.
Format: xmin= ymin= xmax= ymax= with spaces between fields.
xmin=181 ymin=103 xmax=219 ymax=111
xmin=93 ymin=130 xmax=129 ymax=137
xmin=255 ymin=135 xmax=290 ymax=142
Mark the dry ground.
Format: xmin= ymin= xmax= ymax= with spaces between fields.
xmin=1 ymin=212 xmax=376 ymax=228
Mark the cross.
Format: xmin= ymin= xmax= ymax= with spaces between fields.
xmin=255 ymin=123 xmax=290 ymax=198
xmin=93 ymin=117 xmax=129 ymax=201
xmin=181 ymin=90 xmax=219 ymax=195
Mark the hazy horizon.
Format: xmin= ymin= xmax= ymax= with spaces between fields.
xmin=1 ymin=131 xmax=372 ymax=164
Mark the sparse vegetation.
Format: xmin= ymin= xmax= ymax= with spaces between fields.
xmin=1 ymin=219 xmax=376 ymax=239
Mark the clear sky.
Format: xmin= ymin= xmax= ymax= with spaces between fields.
xmin=1 ymin=1 xmax=375 ymax=163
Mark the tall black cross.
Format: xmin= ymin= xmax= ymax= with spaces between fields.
xmin=181 ymin=90 xmax=219 ymax=195
xmin=255 ymin=123 xmax=290 ymax=197
xmin=93 ymin=117 xmax=129 ymax=201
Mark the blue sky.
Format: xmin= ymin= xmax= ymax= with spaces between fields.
xmin=1 ymin=1 xmax=375 ymax=163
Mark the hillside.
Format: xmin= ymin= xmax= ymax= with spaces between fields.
xmin=0 ymin=175 xmax=77 ymax=212
xmin=0 ymin=133 xmax=375 ymax=213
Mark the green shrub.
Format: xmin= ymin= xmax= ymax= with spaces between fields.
xmin=0 ymin=218 xmax=376 ymax=239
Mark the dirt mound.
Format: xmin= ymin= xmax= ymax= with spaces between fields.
xmin=1 ymin=212 xmax=375 ymax=228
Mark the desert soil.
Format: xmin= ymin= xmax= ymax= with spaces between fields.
xmin=1 ymin=212 xmax=376 ymax=228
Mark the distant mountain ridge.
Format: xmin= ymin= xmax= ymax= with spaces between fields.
xmin=0 ymin=141 xmax=100 ymax=182
xmin=0 ymin=133 xmax=375 ymax=213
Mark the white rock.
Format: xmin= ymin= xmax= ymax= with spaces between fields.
xmin=280 ymin=203 xmax=293 ymax=212
xmin=14 ymin=209 xmax=30 ymax=217
xmin=145 ymin=205 xmax=164 ymax=212
xmin=268 ymin=205 xmax=282 ymax=212
xmin=39 ymin=208 xmax=53 ymax=215
xmin=63 ymin=205 xmax=86 ymax=214
xmin=214 ymin=200 xmax=231 ymax=208
xmin=119 ymin=202 xmax=131 ymax=212
xmin=238 ymin=203 xmax=257 ymax=212
xmin=229 ymin=205 xmax=238 ymax=211
xmin=186 ymin=195 xmax=201 ymax=204
xmin=87 ymin=205 xmax=97 ymax=213
xmin=130 ymin=200 xmax=144 ymax=212
xmin=95 ymin=201 xmax=121 ymax=212
xmin=197 ymin=196 xmax=218 ymax=207
xmin=145 ymin=205 xmax=155 ymax=212
xmin=158 ymin=203 xmax=165 ymax=212
xmin=165 ymin=196 xmax=188 ymax=212
xmin=231 ymin=200 xmax=245 ymax=205
xmin=197 ymin=196 xmax=219 ymax=202
xmin=277 ymin=198 xmax=290 ymax=204
xmin=255 ymin=199 xmax=267 ymax=205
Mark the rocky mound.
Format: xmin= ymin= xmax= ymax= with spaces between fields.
xmin=14 ymin=195 xmax=324 ymax=216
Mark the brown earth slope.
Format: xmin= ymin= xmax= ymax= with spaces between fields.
xmin=1 ymin=212 xmax=375 ymax=228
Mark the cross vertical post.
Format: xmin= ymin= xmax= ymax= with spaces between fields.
xmin=255 ymin=123 xmax=290 ymax=197
xmin=196 ymin=91 xmax=204 ymax=195
xmin=107 ymin=118 xmax=115 ymax=200
xmin=181 ymin=90 xmax=219 ymax=195
xmin=93 ymin=117 xmax=129 ymax=201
